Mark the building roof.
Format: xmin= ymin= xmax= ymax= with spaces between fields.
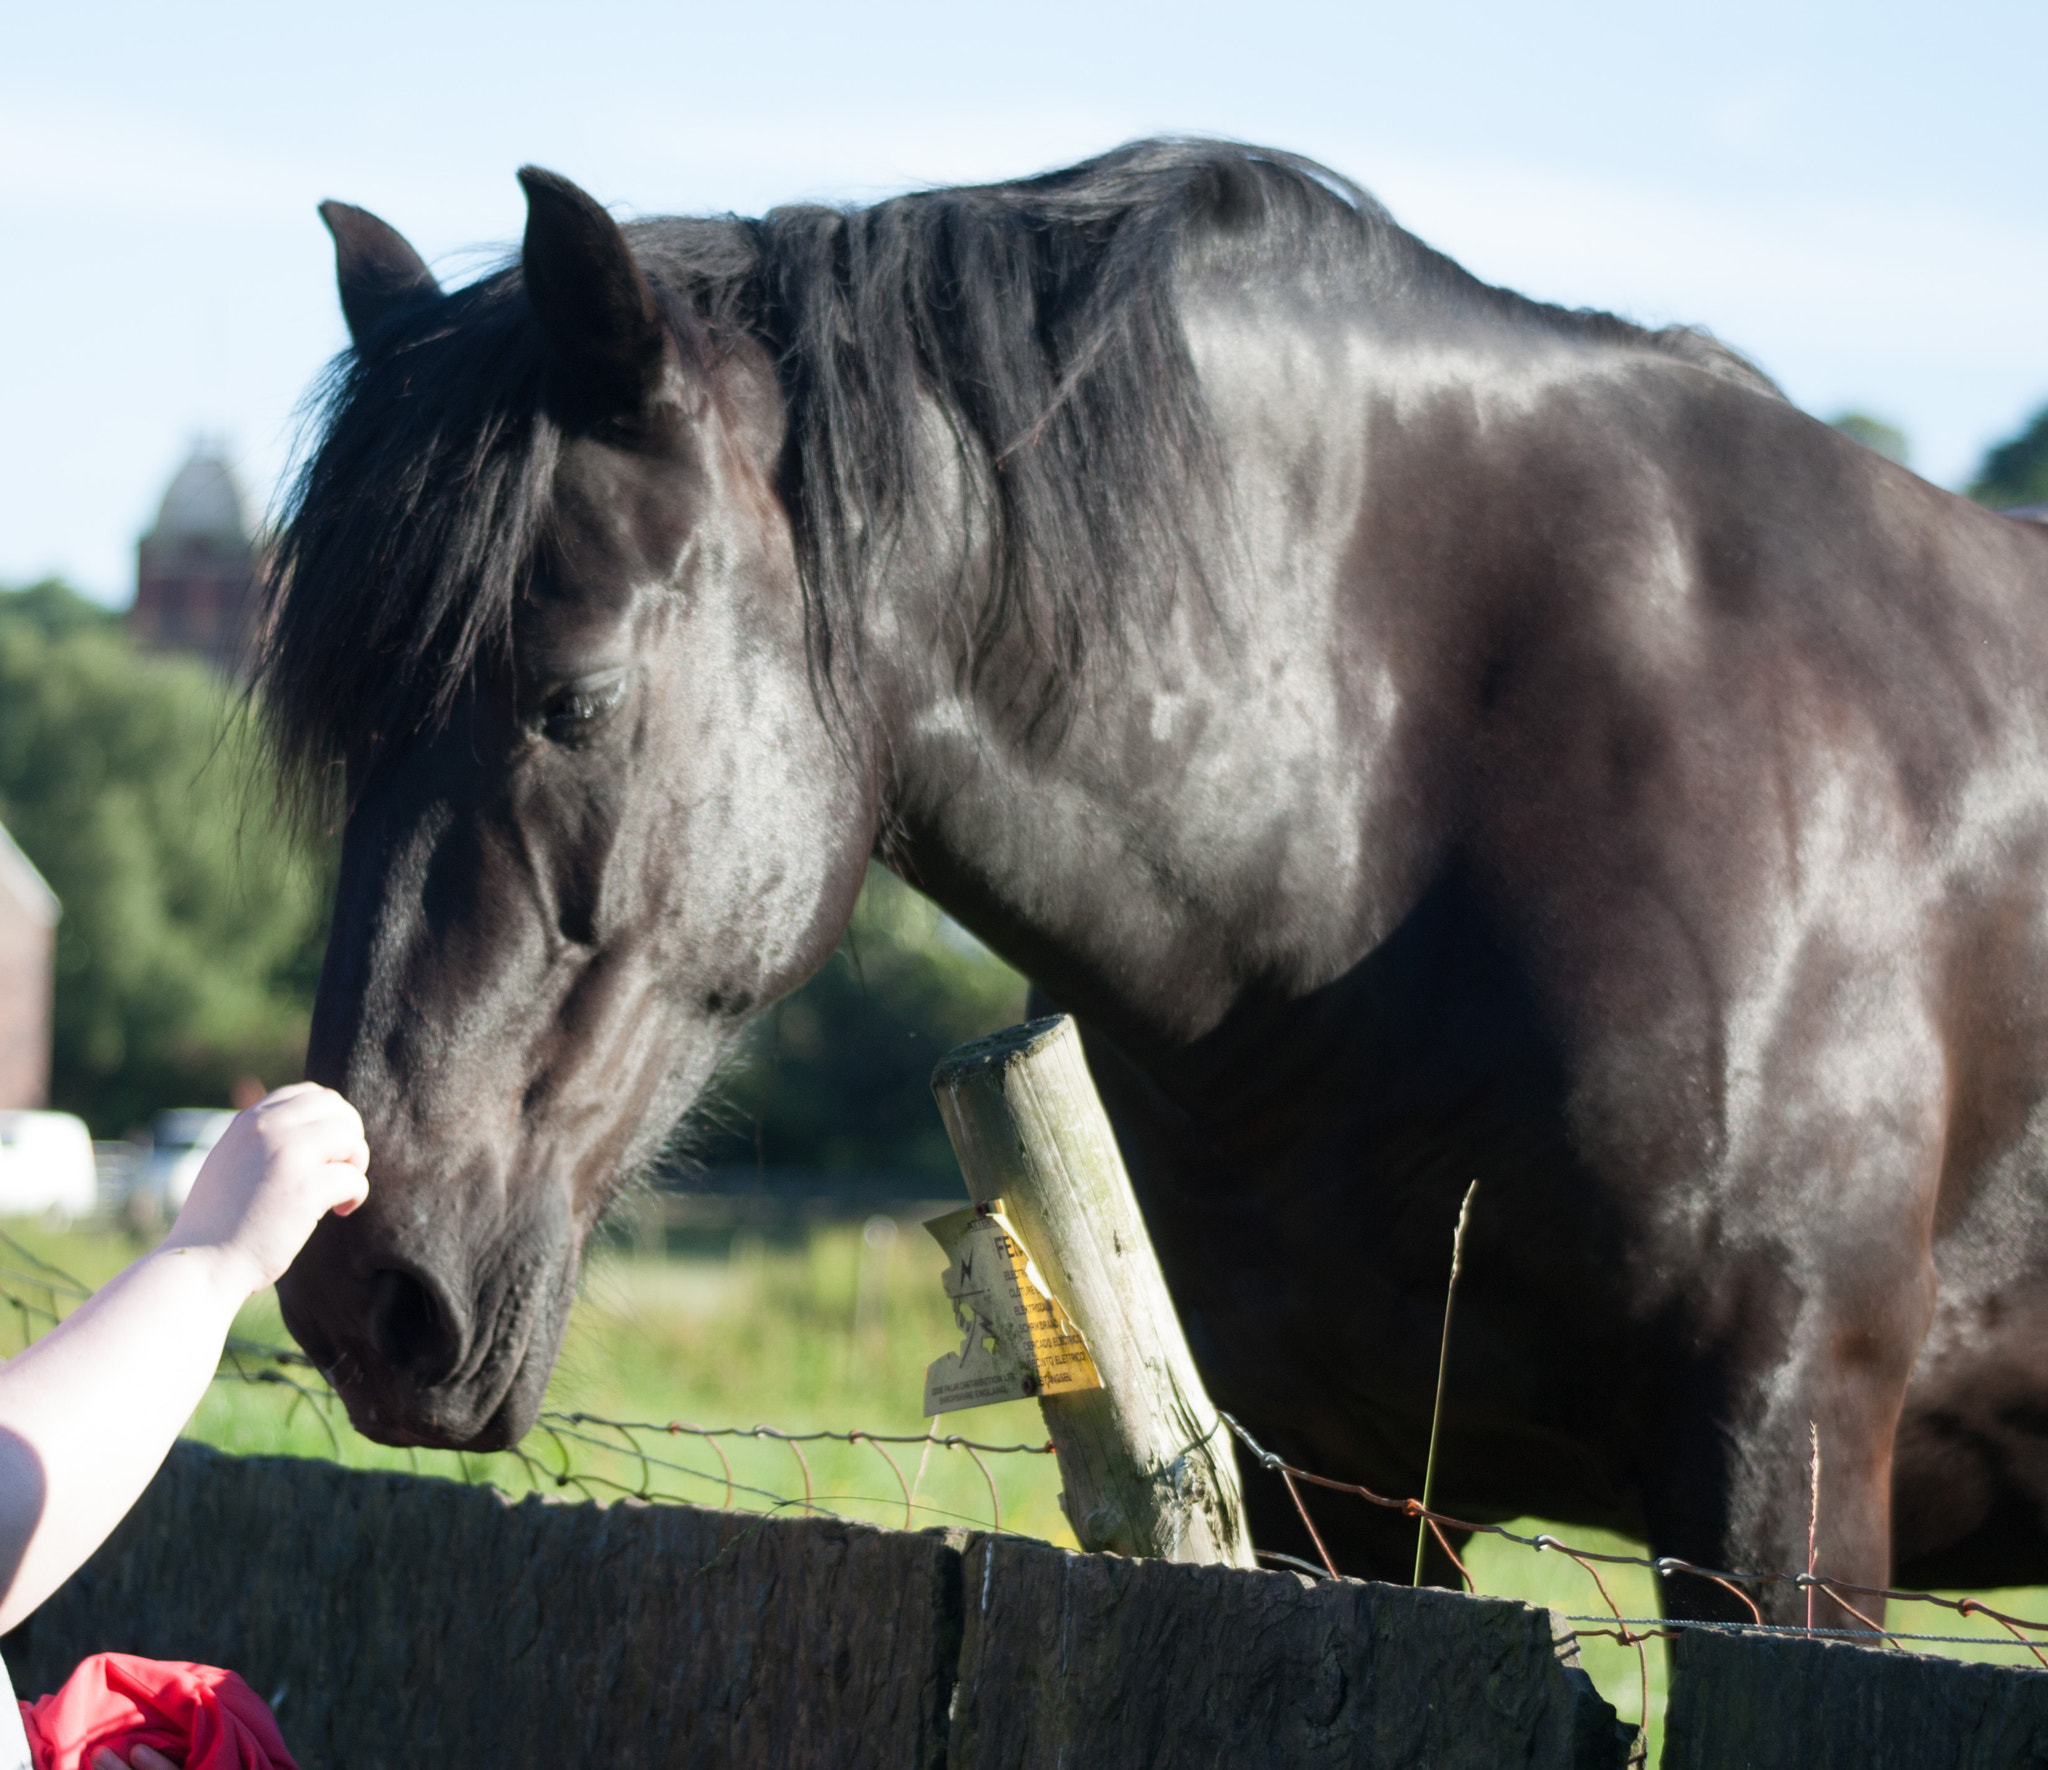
xmin=0 ymin=824 xmax=58 ymax=928
xmin=146 ymin=445 xmax=250 ymax=547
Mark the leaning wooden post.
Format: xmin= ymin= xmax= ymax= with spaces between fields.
xmin=931 ymin=1015 xmax=1255 ymax=1567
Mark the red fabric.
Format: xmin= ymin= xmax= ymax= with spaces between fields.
xmin=17 ymin=1654 xmax=296 ymax=1770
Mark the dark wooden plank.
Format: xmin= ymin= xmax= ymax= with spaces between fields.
xmin=4 ymin=1441 xmax=961 ymax=1770
xmin=948 ymin=1533 xmax=1634 ymax=1769
xmin=1664 ymin=1626 xmax=2048 ymax=1769
xmin=5 ymin=1442 xmax=1646 ymax=1769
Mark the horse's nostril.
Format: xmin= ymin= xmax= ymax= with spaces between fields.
xmin=367 ymin=1268 xmax=457 ymax=1384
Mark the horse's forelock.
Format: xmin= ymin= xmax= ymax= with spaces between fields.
xmin=257 ymin=271 xmax=560 ymax=821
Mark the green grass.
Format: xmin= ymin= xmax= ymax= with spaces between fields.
xmin=0 ymin=1216 xmax=1070 ymax=1547
xmin=5 ymin=1217 xmax=2047 ymax=1761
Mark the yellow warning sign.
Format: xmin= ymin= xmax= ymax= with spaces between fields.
xmin=922 ymin=1201 xmax=1102 ymax=1416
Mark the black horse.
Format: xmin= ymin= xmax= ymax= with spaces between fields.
xmin=266 ymin=140 xmax=2048 ymax=1624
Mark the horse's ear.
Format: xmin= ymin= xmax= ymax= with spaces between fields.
xmin=517 ymin=167 xmax=671 ymax=416
xmin=319 ymin=201 xmax=441 ymax=348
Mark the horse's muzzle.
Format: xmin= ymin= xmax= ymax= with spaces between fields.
xmin=277 ymin=1215 xmax=559 ymax=1452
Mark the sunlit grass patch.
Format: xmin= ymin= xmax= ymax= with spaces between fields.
xmin=3 ymin=1217 xmax=1070 ymax=1545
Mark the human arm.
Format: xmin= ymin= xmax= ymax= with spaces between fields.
xmin=0 ymin=1084 xmax=368 ymax=1635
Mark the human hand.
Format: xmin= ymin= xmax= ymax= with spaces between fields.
xmin=91 ymin=1745 xmax=181 ymax=1768
xmin=158 ymin=1083 xmax=370 ymax=1296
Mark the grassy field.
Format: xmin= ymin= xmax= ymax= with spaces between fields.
xmin=5 ymin=1216 xmax=2046 ymax=1756
xmin=0 ymin=1216 xmax=1070 ymax=1546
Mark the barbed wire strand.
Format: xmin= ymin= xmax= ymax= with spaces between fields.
xmin=1568 ymin=1616 xmax=2048 ymax=1653
xmin=1426 ymin=1517 xmax=1475 ymax=1593
xmin=1559 ymin=1536 xmax=1650 ymax=1728
xmin=1219 ymin=1411 xmax=2048 ymax=1658
xmin=779 ymin=1430 xmax=815 ymax=1516
xmin=963 ymin=1442 xmax=1002 ymax=1534
xmin=1276 ymin=1463 xmax=1339 ymax=1579
xmin=849 ymin=1430 xmax=913 ymax=1529
xmin=11 ymin=1245 xmax=2048 ymax=1666
xmin=559 ymin=1413 xmax=1054 ymax=1457
xmin=1958 ymin=1599 xmax=2048 ymax=1670
xmin=909 ymin=1415 xmax=949 ymax=1524
xmin=668 ymin=1423 xmax=736 ymax=1510
xmin=0 ymin=1243 xmax=1050 ymax=1544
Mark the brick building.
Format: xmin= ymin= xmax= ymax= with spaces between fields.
xmin=0 ymin=823 xmax=58 ymax=1111
xmin=129 ymin=443 xmax=262 ymax=674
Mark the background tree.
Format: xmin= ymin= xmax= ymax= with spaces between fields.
xmin=1970 ymin=405 xmax=2048 ymax=509
xmin=1829 ymin=412 xmax=1910 ymax=467
xmin=0 ymin=582 xmax=329 ymax=1134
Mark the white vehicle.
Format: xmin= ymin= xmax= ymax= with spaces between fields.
xmin=0 ymin=1112 xmax=97 ymax=1224
xmin=137 ymin=1109 xmax=237 ymax=1216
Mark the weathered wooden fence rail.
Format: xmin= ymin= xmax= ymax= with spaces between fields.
xmin=11 ymin=1441 xmax=2048 ymax=1765
xmin=3 ymin=1441 xmax=1631 ymax=1769
xmin=1663 ymin=1625 xmax=2048 ymax=1769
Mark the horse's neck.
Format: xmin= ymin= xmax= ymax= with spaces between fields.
xmin=877 ymin=533 xmax=1450 ymax=1054
xmin=867 ymin=305 xmax=1578 ymax=1053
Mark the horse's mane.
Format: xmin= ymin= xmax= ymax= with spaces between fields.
xmin=260 ymin=138 xmax=1775 ymax=792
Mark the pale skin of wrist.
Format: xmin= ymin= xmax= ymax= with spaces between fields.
xmin=0 ymin=1247 xmax=252 ymax=1634
xmin=0 ymin=1084 xmax=368 ymax=1640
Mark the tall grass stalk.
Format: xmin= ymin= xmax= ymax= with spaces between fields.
xmin=1415 ymin=1180 xmax=1478 ymax=1587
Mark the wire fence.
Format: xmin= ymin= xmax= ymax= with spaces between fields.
xmin=1221 ymin=1410 xmax=2048 ymax=1736
xmin=9 ymin=1218 xmax=2048 ymax=1741
xmin=217 ymin=1337 xmax=1064 ymax=1540
xmin=0 ymin=1227 xmax=1058 ymax=1540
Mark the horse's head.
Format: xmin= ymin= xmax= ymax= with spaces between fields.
xmin=270 ymin=174 xmax=875 ymax=1448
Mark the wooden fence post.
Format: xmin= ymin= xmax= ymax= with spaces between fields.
xmin=931 ymin=1015 xmax=1254 ymax=1567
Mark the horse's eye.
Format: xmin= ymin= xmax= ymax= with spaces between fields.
xmin=533 ymin=671 xmax=628 ymax=741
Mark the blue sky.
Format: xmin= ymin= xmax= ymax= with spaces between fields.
xmin=5 ymin=1 xmax=2046 ymax=600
